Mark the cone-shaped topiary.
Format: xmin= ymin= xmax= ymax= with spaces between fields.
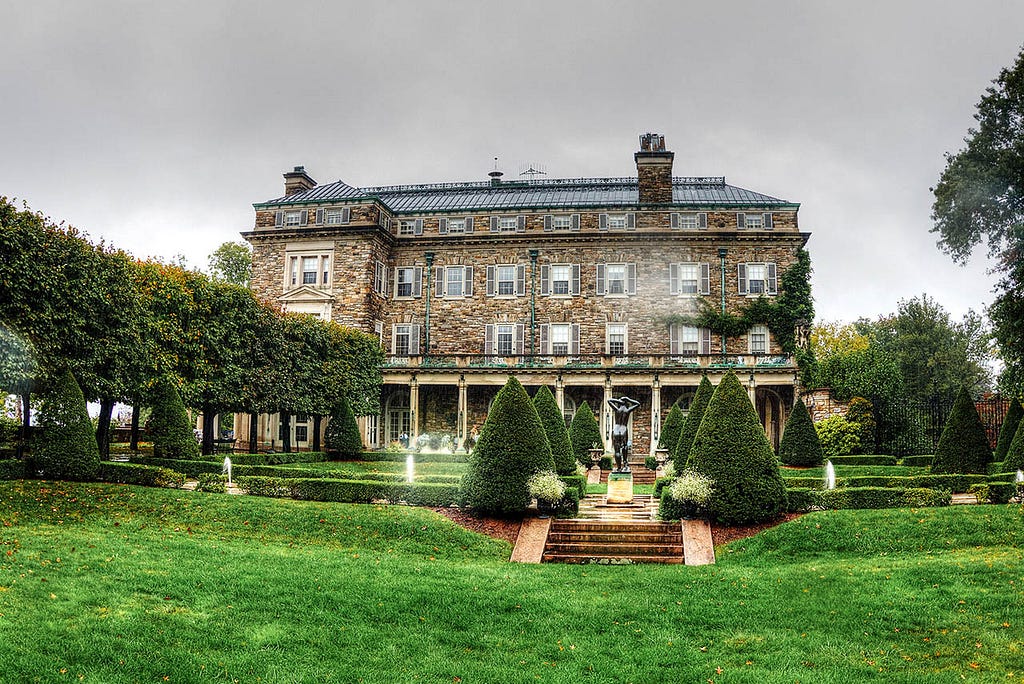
xmin=687 ymin=370 xmax=787 ymax=525
xmin=461 ymin=377 xmax=555 ymax=516
xmin=149 ymin=377 xmax=200 ymax=459
xmin=657 ymin=402 xmax=685 ymax=452
xmin=533 ymin=385 xmax=575 ymax=475
xmin=931 ymin=386 xmax=992 ymax=474
xmin=325 ymin=393 xmax=363 ymax=458
xmin=1000 ymin=415 xmax=1024 ymax=473
xmin=995 ymin=397 xmax=1023 ymax=463
xmin=778 ymin=399 xmax=823 ymax=466
xmin=32 ymin=369 xmax=100 ymax=481
xmin=568 ymin=401 xmax=603 ymax=465
xmin=676 ymin=376 xmax=714 ymax=465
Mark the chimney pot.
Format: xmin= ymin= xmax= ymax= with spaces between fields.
xmin=635 ymin=133 xmax=674 ymax=204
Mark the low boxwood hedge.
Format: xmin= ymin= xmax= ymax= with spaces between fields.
xmin=785 ymin=487 xmax=817 ymax=512
xmin=223 ymin=451 xmax=329 ymax=466
xmin=988 ymin=462 xmax=1007 ymax=475
xmin=653 ymin=476 xmax=672 ymax=498
xmin=559 ymin=475 xmax=587 ymax=499
xmin=900 ymin=455 xmax=935 ymax=467
xmin=97 ymin=462 xmax=185 ymax=488
xmin=129 ymin=456 xmax=223 ymax=477
xmin=658 ymin=489 xmax=687 ymax=521
xmin=357 ymin=451 xmax=469 ymax=464
xmin=238 ymin=476 xmax=461 ymax=507
xmin=0 ymin=459 xmax=26 ymax=480
xmin=816 ymin=487 xmax=951 ymax=509
xmin=986 ymin=482 xmax=1018 ymax=504
xmin=551 ymin=488 xmax=580 ymax=517
xmin=782 ymin=476 xmax=825 ymax=489
xmin=825 ymin=455 xmax=898 ymax=466
xmin=841 ymin=474 xmax=986 ymax=493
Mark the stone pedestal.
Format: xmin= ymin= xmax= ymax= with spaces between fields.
xmin=606 ymin=472 xmax=634 ymax=504
xmin=586 ymin=466 xmax=602 ymax=484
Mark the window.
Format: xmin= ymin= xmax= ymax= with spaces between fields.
xmin=550 ymin=324 xmax=570 ymax=355
xmin=395 ymin=266 xmax=422 ymax=298
xmin=397 ymin=219 xmax=422 ymax=236
xmin=540 ymin=323 xmax=579 ymax=355
xmin=551 ymin=264 xmax=570 ymax=295
xmin=607 ymin=324 xmax=627 ymax=355
xmin=301 ymin=256 xmax=318 ymax=284
xmin=546 ymin=214 xmax=579 ymax=231
xmin=541 ymin=264 xmax=580 ymax=296
xmin=441 ymin=266 xmax=473 ymax=297
xmin=378 ymin=212 xmax=390 ymax=230
xmin=596 ymin=263 xmax=637 ymax=296
xmin=738 ymin=262 xmax=777 ymax=295
xmin=325 ymin=208 xmax=349 ymax=225
xmin=284 ymin=210 xmax=304 ymax=226
xmin=737 ymin=212 xmax=774 ymax=230
xmin=373 ymin=261 xmax=387 ymax=296
xmin=607 ymin=213 xmax=627 ymax=229
xmin=487 ymin=264 xmax=525 ymax=296
xmin=749 ymin=324 xmax=769 ymax=354
xmin=670 ymin=324 xmax=712 ymax=355
xmin=673 ymin=212 xmax=707 ymax=230
xmin=599 ymin=212 xmax=635 ymax=230
xmin=670 ymin=262 xmax=710 ymax=295
xmin=490 ymin=215 xmax=524 ymax=232
xmin=439 ymin=217 xmax=473 ymax=234
xmin=295 ymin=425 xmax=309 ymax=443
xmin=287 ymin=253 xmax=331 ymax=287
xmin=485 ymin=323 xmax=525 ymax=355
xmin=449 ymin=218 xmax=466 ymax=233
xmin=392 ymin=324 xmax=420 ymax=355
xmin=607 ymin=264 xmax=626 ymax=294
xmin=496 ymin=324 xmax=515 ymax=355
xmin=497 ymin=266 xmax=515 ymax=295
xmin=678 ymin=263 xmax=698 ymax=294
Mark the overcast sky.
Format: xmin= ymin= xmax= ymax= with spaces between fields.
xmin=2 ymin=1 xmax=1022 ymax=325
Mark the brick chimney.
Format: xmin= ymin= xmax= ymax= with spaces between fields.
xmin=635 ymin=133 xmax=674 ymax=204
xmin=283 ymin=166 xmax=316 ymax=196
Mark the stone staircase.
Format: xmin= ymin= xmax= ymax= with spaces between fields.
xmin=578 ymin=493 xmax=659 ymax=521
xmin=598 ymin=465 xmax=659 ymax=485
xmin=543 ymin=518 xmax=684 ymax=564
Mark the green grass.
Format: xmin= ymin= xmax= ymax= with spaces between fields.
xmin=783 ymin=465 xmax=931 ymax=479
xmin=277 ymin=459 xmax=469 ymax=478
xmin=586 ymin=483 xmax=655 ymax=495
xmin=2 ymin=480 xmax=1023 ymax=682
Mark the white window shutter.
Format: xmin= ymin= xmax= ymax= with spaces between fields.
xmin=764 ymin=213 xmax=773 ymax=229
xmin=599 ymin=214 xmax=608 ymax=231
xmin=669 ymin=324 xmax=679 ymax=355
xmin=627 ymin=263 xmax=637 ymax=295
xmin=540 ymin=265 xmax=550 ymax=295
xmin=274 ymin=210 xmax=284 ymax=227
xmin=390 ymin=325 xmax=398 ymax=355
xmin=516 ymin=265 xmax=526 ymax=296
xmin=540 ymin=324 xmax=549 ymax=354
xmin=698 ymin=212 xmax=708 ymax=230
xmin=342 ymin=207 xmax=351 ymax=224
xmin=517 ymin=215 xmax=526 ymax=232
xmin=490 ymin=216 xmax=499 ymax=232
xmin=544 ymin=215 xmax=553 ymax=231
xmin=409 ymin=325 xmax=421 ymax=355
xmin=669 ymin=263 xmax=680 ymax=295
xmin=767 ymin=263 xmax=777 ymax=294
xmin=626 ymin=213 xmax=636 ymax=230
xmin=414 ymin=219 xmax=423 ymax=235
xmin=699 ymin=262 xmax=711 ymax=295
xmin=571 ymin=264 xmax=581 ymax=295
xmin=413 ymin=267 xmax=422 ymax=298
xmin=570 ymin=214 xmax=580 ymax=231
xmin=737 ymin=263 xmax=747 ymax=295
xmin=466 ymin=217 xmax=474 ymax=232
xmin=438 ymin=218 xmax=448 ymax=234
xmin=464 ymin=266 xmax=474 ymax=296
xmin=701 ymin=328 xmax=712 ymax=355
xmin=435 ymin=266 xmax=444 ymax=297
xmin=315 ymin=209 xmax=325 ymax=225
xmin=484 ymin=324 xmax=494 ymax=355
xmin=571 ymin=324 xmax=580 ymax=355
xmin=596 ymin=264 xmax=606 ymax=295
xmin=514 ymin=324 xmax=525 ymax=355
xmin=736 ymin=212 xmax=745 ymax=229
xmin=486 ymin=265 xmax=495 ymax=296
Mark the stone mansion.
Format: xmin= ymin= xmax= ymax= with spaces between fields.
xmin=239 ymin=134 xmax=810 ymax=456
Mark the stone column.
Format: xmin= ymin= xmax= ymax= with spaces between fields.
xmin=457 ymin=376 xmax=468 ymax=450
xmin=409 ymin=377 xmax=420 ymax=442
xmin=650 ymin=376 xmax=661 ymax=456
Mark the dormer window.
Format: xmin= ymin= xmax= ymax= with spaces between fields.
xmin=284 ymin=210 xmax=304 ymax=227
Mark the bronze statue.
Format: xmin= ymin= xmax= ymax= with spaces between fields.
xmin=607 ymin=395 xmax=641 ymax=472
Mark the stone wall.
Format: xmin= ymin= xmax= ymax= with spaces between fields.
xmin=800 ymin=388 xmax=851 ymax=423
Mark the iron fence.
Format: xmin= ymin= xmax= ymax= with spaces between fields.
xmin=876 ymin=396 xmax=1010 ymax=457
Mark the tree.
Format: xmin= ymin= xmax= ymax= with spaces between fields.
xmin=461 ymin=377 xmax=554 ymax=516
xmin=778 ymin=399 xmax=823 ymax=467
xmin=675 ymin=376 xmax=713 ymax=465
xmin=0 ymin=325 xmax=37 ymax=458
xmin=149 ymin=377 xmax=200 ymax=459
xmin=657 ymin=402 xmax=685 ymax=453
xmin=931 ymin=386 xmax=993 ymax=475
xmin=568 ymin=401 xmax=603 ymax=465
xmin=207 ymin=241 xmax=252 ymax=287
xmin=32 ymin=369 xmax=100 ymax=481
xmin=324 ymin=394 xmax=363 ymax=458
xmin=995 ymin=397 xmax=1023 ymax=463
xmin=1003 ymin=418 xmax=1024 ymax=473
xmin=931 ymin=48 xmax=1024 ymax=394
xmin=687 ymin=370 xmax=787 ymax=525
xmin=532 ymin=386 xmax=575 ymax=475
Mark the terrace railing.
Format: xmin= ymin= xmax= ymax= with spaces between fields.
xmin=383 ymin=353 xmax=796 ymax=371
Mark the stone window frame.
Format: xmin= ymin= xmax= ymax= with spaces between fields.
xmin=671 ymin=212 xmax=708 ymax=230
xmin=669 ymin=323 xmax=713 ymax=356
xmin=737 ymin=262 xmax=777 ymax=296
xmin=484 ymin=323 xmax=525 ymax=356
xmin=397 ymin=219 xmax=423 ymax=236
xmin=283 ymin=210 xmax=306 ymax=227
xmin=319 ymin=207 xmax=351 ymax=226
xmin=598 ymin=212 xmax=636 ymax=231
xmin=669 ymin=262 xmax=711 ymax=296
xmin=438 ymin=217 xmax=473 ymax=235
xmin=606 ymin=323 xmax=628 ymax=356
xmin=736 ymin=212 xmax=774 ymax=230
xmin=748 ymin=324 xmax=770 ymax=355
xmin=596 ymin=262 xmax=637 ymax=296
xmin=436 ymin=265 xmax=474 ymax=299
xmin=394 ymin=266 xmax=423 ymax=299
xmin=540 ymin=263 xmax=581 ymax=297
xmin=391 ymin=323 xmax=421 ymax=356
xmin=544 ymin=214 xmax=581 ymax=232
xmin=285 ymin=251 xmax=331 ymax=289
xmin=539 ymin=323 xmax=580 ymax=356
xmin=489 ymin=215 xmax=526 ymax=233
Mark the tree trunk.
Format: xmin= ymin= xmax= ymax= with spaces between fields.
xmin=96 ymin=398 xmax=114 ymax=460
xmin=17 ymin=392 xmax=30 ymax=460
xmin=129 ymin=403 xmax=140 ymax=452
xmin=312 ymin=415 xmax=322 ymax=453
xmin=248 ymin=413 xmax=259 ymax=453
xmin=201 ymin=410 xmax=216 ymax=456
xmin=281 ymin=413 xmax=292 ymax=453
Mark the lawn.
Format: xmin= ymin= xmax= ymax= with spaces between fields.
xmin=1 ymin=481 xmax=1022 ymax=683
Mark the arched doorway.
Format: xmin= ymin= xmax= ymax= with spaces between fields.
xmin=756 ymin=388 xmax=785 ymax=453
xmin=385 ymin=391 xmax=411 ymax=446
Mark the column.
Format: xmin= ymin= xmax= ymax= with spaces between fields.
xmin=457 ymin=376 xmax=468 ymax=450
xmin=602 ymin=375 xmax=614 ymax=451
xmin=650 ymin=375 xmax=661 ymax=456
xmin=747 ymin=373 xmax=757 ymax=405
xmin=409 ymin=377 xmax=420 ymax=442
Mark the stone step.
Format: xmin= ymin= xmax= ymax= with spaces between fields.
xmin=542 ymin=552 xmax=684 ymax=565
xmin=599 ymin=468 xmax=659 ymax=485
xmin=548 ymin=532 xmax=681 ymax=544
xmin=545 ymin=542 xmax=683 ymax=556
xmin=551 ymin=519 xmax=673 ymax=531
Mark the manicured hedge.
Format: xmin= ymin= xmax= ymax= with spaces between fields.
xmin=558 ymin=475 xmax=587 ymax=499
xmin=129 ymin=456 xmax=223 ymax=477
xmin=357 ymin=451 xmax=469 ymax=463
xmin=534 ymin=386 xmax=575 ymax=475
xmin=224 ymin=452 xmax=329 ymax=466
xmin=658 ymin=489 xmax=688 ymax=521
xmin=551 ymin=488 xmax=580 ymax=517
xmin=900 ymin=455 xmax=935 ymax=467
xmin=782 ymin=476 xmax=826 ymax=489
xmin=235 ymin=476 xmax=293 ymax=498
xmin=33 ymin=369 xmax=100 ymax=481
xmin=994 ymin=398 xmax=1023 ymax=463
xmin=782 ymin=474 xmax=986 ymax=493
xmin=0 ymin=459 xmax=26 ymax=480
xmin=675 ymin=376 xmax=713 ymax=464
xmin=96 ymin=462 xmax=185 ymax=488
xmin=196 ymin=473 xmax=227 ymax=493
xmin=988 ymin=461 xmax=1006 ymax=475
xmin=986 ymin=482 xmax=1018 ymax=504
xmin=989 ymin=471 xmax=1022 ymax=482
xmin=282 ymin=477 xmax=460 ymax=506
xmin=784 ymin=487 xmax=817 ymax=513
xmin=931 ymin=386 xmax=993 ymax=474
xmin=568 ymin=401 xmax=603 ymax=466
xmin=815 ymin=487 xmax=951 ymax=510
xmin=826 ymin=455 xmax=897 ymax=466
xmin=778 ymin=399 xmax=823 ymax=467
xmin=653 ymin=476 xmax=672 ymax=498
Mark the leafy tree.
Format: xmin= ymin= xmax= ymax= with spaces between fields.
xmin=149 ymin=377 xmax=200 ymax=459
xmin=931 ymin=48 xmax=1024 ymax=394
xmin=778 ymin=399 xmax=823 ymax=466
xmin=657 ymin=402 xmax=685 ymax=453
xmin=811 ymin=321 xmax=870 ymax=359
xmin=324 ymin=394 xmax=363 ymax=458
xmin=676 ymin=376 xmax=713 ymax=465
xmin=688 ymin=370 xmax=787 ymax=525
xmin=0 ymin=325 xmax=37 ymax=458
xmin=532 ymin=386 xmax=574 ymax=475
xmin=461 ymin=376 xmax=554 ymax=516
xmin=931 ymin=386 xmax=992 ymax=474
xmin=207 ymin=241 xmax=252 ymax=286
xmin=814 ymin=415 xmax=861 ymax=460
xmin=994 ymin=397 xmax=1023 ymax=463
xmin=845 ymin=396 xmax=876 ymax=454
xmin=32 ymin=369 xmax=100 ymax=481
xmin=568 ymin=401 xmax=603 ymax=465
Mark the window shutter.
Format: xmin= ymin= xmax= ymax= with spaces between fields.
xmin=699 ymin=262 xmax=711 ymax=295
xmin=381 ymin=266 xmax=388 ymax=296
xmin=516 ymin=215 xmax=526 ymax=232
xmin=544 ymin=215 xmax=553 ymax=232
xmin=315 ymin=209 xmax=325 ymax=225
xmin=737 ymin=263 xmax=747 ymax=295
xmin=626 ymin=213 xmax=636 ymax=230
xmin=514 ymin=324 xmax=525 ymax=355
xmin=464 ymin=266 xmax=474 ymax=296
xmin=484 ymin=324 xmax=494 ymax=355
xmin=669 ymin=324 xmax=679 ymax=355
xmin=274 ymin=210 xmax=284 ymax=227
xmin=670 ymin=213 xmax=679 ymax=229
xmin=599 ymin=214 xmax=609 ymax=231
xmin=763 ymin=213 xmax=773 ymax=229
xmin=390 ymin=325 xmax=398 ymax=355
xmin=414 ymin=219 xmax=423 ymax=235
xmin=669 ymin=263 xmax=680 ymax=295
xmin=570 ymin=214 xmax=580 ymax=231
xmin=596 ymin=264 xmax=606 ymax=295
xmin=435 ymin=266 xmax=444 ymax=297
xmin=766 ymin=263 xmax=777 ymax=294
xmin=490 ymin=216 xmax=499 ymax=232
xmin=540 ymin=265 xmax=550 ymax=295
xmin=465 ymin=217 xmax=474 ymax=233
xmin=486 ymin=265 xmax=495 ymax=296
xmin=342 ymin=207 xmax=351 ymax=224
xmin=700 ymin=328 xmax=712 ymax=355
xmin=627 ymin=263 xmax=637 ymax=295
xmin=412 ymin=267 xmax=422 ymax=298
xmin=540 ymin=324 xmax=549 ymax=354
xmin=393 ymin=268 xmax=400 ymax=299
xmin=571 ymin=264 xmax=581 ymax=295
xmin=408 ymin=325 xmax=420 ymax=355
xmin=516 ymin=265 xmax=526 ymax=296
xmin=571 ymin=324 xmax=580 ymax=355
xmin=736 ymin=212 xmax=746 ymax=229
xmin=698 ymin=212 xmax=708 ymax=230
xmin=438 ymin=218 xmax=448 ymax=234
xmin=299 ymin=210 xmax=308 ymax=226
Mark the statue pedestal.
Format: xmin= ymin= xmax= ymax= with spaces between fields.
xmin=606 ymin=472 xmax=634 ymax=504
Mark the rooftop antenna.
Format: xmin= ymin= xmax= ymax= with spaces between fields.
xmin=488 ymin=157 xmax=504 ymax=186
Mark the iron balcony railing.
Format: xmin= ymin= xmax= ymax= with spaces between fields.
xmin=382 ymin=353 xmax=796 ymax=371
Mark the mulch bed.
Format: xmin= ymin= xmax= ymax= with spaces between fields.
xmin=711 ymin=512 xmax=804 ymax=546
xmin=430 ymin=507 xmax=522 ymax=546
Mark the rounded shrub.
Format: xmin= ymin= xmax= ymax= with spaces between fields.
xmin=846 ymin=396 xmax=876 ymax=454
xmin=994 ymin=397 xmax=1023 ymax=463
xmin=32 ymin=369 xmax=100 ymax=481
xmin=687 ymin=370 xmax=787 ymax=525
xmin=931 ymin=386 xmax=992 ymax=475
xmin=568 ymin=401 xmax=603 ymax=465
xmin=149 ymin=377 xmax=200 ymax=459
xmin=676 ymin=376 xmax=713 ymax=466
xmin=533 ymin=386 xmax=575 ymax=475
xmin=1000 ymin=414 xmax=1024 ymax=473
xmin=778 ymin=399 xmax=823 ymax=466
xmin=461 ymin=376 xmax=555 ymax=516
xmin=324 ymin=394 xmax=363 ymax=458
xmin=814 ymin=415 xmax=860 ymax=459
xmin=657 ymin=402 xmax=685 ymax=452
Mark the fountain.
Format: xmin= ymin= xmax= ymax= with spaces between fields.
xmin=406 ymin=453 xmax=415 ymax=483
xmin=222 ymin=456 xmax=232 ymax=485
xmin=1016 ymin=470 xmax=1024 ymax=502
xmin=824 ymin=460 xmax=836 ymax=490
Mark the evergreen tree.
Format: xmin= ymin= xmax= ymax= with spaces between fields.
xmin=1003 ymin=418 xmax=1024 ymax=473
xmin=994 ymin=398 xmax=1023 ymax=463
xmin=676 ymin=376 xmax=713 ymax=465
xmin=149 ymin=377 xmax=200 ymax=459
xmin=688 ymin=370 xmax=787 ymax=525
xmin=657 ymin=402 xmax=685 ymax=452
xmin=568 ymin=401 xmax=603 ymax=465
xmin=461 ymin=377 xmax=555 ymax=516
xmin=931 ymin=386 xmax=992 ymax=475
xmin=32 ymin=369 xmax=100 ymax=481
xmin=324 ymin=394 xmax=363 ymax=458
xmin=533 ymin=386 xmax=575 ymax=475
xmin=777 ymin=399 xmax=823 ymax=467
